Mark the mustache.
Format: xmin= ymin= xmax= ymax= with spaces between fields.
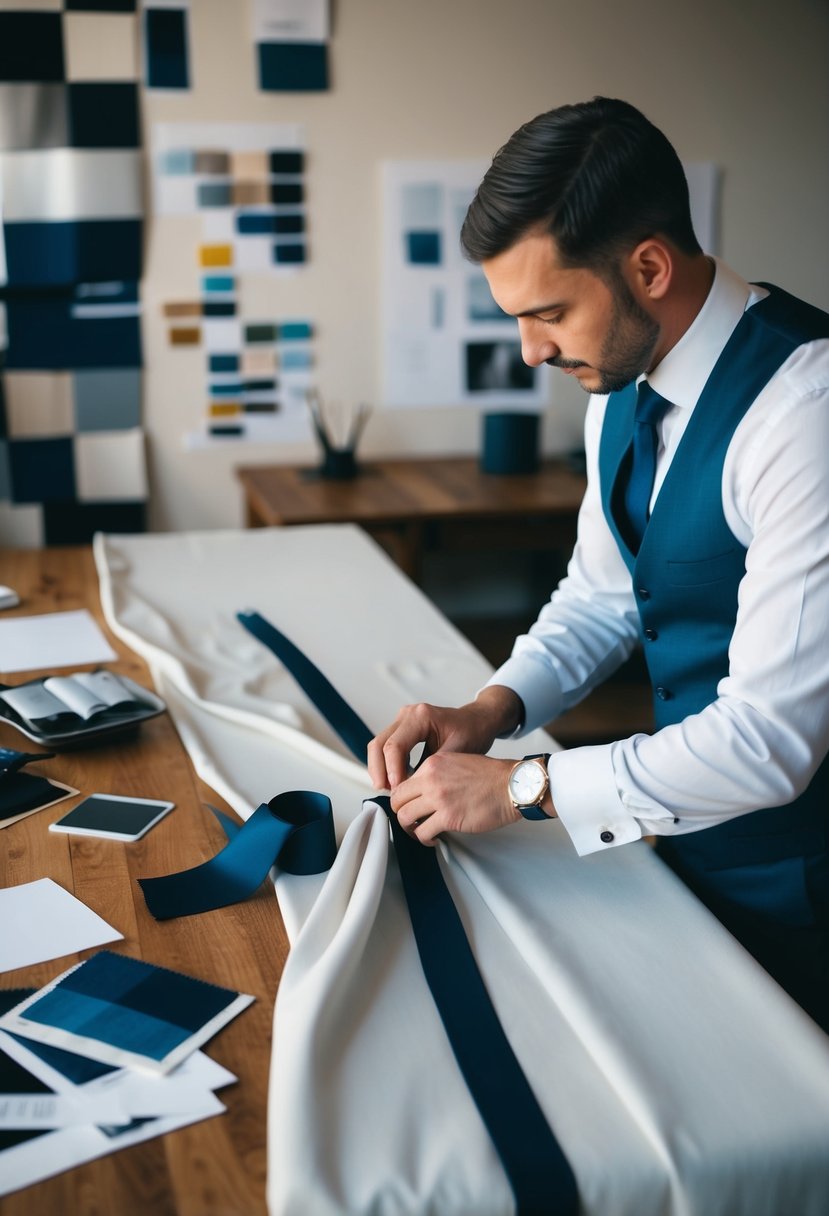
xmin=546 ymin=356 xmax=587 ymax=370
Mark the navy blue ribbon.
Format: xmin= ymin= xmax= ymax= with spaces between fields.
xmin=239 ymin=609 xmax=579 ymax=1215
xmin=139 ymin=790 xmax=336 ymax=920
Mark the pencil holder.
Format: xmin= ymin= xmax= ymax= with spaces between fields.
xmin=481 ymin=411 xmax=540 ymax=475
xmin=319 ymin=445 xmax=358 ymax=480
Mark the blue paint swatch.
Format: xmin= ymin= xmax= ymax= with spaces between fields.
xmin=270 ymin=182 xmax=304 ymax=205
xmin=68 ymin=83 xmax=140 ymax=149
xmin=209 ymin=353 xmax=239 ymax=373
xmin=237 ymin=212 xmax=278 ymax=235
xmin=258 ymin=42 xmax=328 ymax=92
xmin=269 ymin=150 xmax=304 ymax=174
xmin=0 ymin=13 xmax=64 ymax=83
xmin=278 ymin=321 xmax=313 ymax=341
xmin=202 ymin=275 xmax=235 ymax=294
xmin=145 ymin=8 xmax=190 ymax=90
xmin=274 ymin=243 xmax=306 ymax=265
xmin=406 ymin=231 xmax=442 ymax=265
xmin=202 ymin=300 xmax=236 ymax=317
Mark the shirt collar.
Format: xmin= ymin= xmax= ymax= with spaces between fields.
xmin=642 ymin=258 xmax=753 ymax=410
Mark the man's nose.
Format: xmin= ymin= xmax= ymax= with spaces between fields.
xmin=518 ymin=318 xmax=558 ymax=367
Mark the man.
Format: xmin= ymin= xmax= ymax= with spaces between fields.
xmin=367 ymin=97 xmax=829 ymax=1031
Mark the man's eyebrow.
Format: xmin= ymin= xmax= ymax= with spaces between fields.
xmin=513 ymin=301 xmax=566 ymax=317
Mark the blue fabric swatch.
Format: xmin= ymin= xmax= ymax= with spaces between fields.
xmin=9 ymin=438 xmax=76 ymax=503
xmin=0 ymin=13 xmax=64 ymax=83
xmin=257 ymin=42 xmax=328 ymax=91
xmin=68 ymin=83 xmax=140 ymax=149
xmin=22 ymin=952 xmax=242 ymax=1063
xmin=2 ymin=219 xmax=143 ymax=289
xmin=145 ymin=8 xmax=190 ymax=90
xmin=4 ymin=293 xmax=142 ymax=369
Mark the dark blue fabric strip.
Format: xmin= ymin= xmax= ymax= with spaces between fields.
xmin=238 ymin=610 xmax=372 ymax=764
xmin=238 ymin=609 xmax=579 ymax=1215
xmin=139 ymin=790 xmax=336 ymax=920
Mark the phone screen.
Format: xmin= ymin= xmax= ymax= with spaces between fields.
xmin=50 ymin=794 xmax=174 ymax=841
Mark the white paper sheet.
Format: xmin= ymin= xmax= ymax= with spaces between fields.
xmin=0 ymin=609 xmax=116 ymax=674
xmin=0 ymin=879 xmax=122 ymax=973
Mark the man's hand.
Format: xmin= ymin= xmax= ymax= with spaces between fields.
xmin=391 ymin=752 xmax=521 ymax=845
xmin=367 ymin=685 xmax=524 ymax=790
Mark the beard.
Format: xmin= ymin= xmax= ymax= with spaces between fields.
xmin=548 ymin=275 xmax=660 ymax=395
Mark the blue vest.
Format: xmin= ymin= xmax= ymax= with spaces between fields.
xmin=598 ymin=285 xmax=829 ymax=929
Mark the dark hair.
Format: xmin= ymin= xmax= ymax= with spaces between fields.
xmin=461 ymin=97 xmax=702 ymax=270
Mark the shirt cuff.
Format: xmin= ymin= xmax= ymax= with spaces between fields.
xmin=548 ymin=744 xmax=643 ymax=856
xmin=483 ymin=656 xmax=565 ymax=738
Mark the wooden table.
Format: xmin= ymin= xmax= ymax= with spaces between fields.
xmin=0 ymin=547 xmax=286 ymax=1216
xmin=236 ymin=456 xmax=587 ymax=581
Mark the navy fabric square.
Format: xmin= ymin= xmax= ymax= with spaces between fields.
xmin=9 ymin=437 xmax=76 ymax=503
xmin=145 ymin=8 xmax=190 ymax=89
xmin=0 ymin=14 xmax=65 ymax=83
xmin=274 ymin=243 xmax=306 ymax=265
xmin=3 ymin=220 xmax=143 ymax=289
xmin=269 ymin=182 xmax=304 ymax=205
xmin=269 ymin=150 xmax=304 ymax=174
xmin=273 ymin=213 xmax=304 ymax=235
xmin=68 ymin=83 xmax=140 ymax=149
xmin=237 ymin=213 xmax=276 ymax=235
xmin=257 ymin=42 xmax=328 ymax=91
xmin=65 ymin=1 xmax=137 ymax=10
xmin=202 ymin=301 xmax=236 ymax=317
xmin=4 ymin=295 xmax=142 ymax=370
xmin=407 ymin=231 xmax=442 ymax=265
xmin=43 ymin=499 xmax=146 ymax=544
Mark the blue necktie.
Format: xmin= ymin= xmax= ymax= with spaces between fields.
xmin=621 ymin=381 xmax=672 ymax=553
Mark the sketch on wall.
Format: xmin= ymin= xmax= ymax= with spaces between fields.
xmin=381 ymin=159 xmax=719 ymax=411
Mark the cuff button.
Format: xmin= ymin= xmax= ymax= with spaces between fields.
xmin=600 ymin=830 xmax=615 ymax=844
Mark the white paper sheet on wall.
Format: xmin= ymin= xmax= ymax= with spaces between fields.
xmin=381 ymin=159 xmax=720 ymax=410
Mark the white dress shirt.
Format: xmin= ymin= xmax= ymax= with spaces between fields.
xmin=486 ymin=259 xmax=829 ymax=856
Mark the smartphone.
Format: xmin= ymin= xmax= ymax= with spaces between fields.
xmin=49 ymin=794 xmax=175 ymax=842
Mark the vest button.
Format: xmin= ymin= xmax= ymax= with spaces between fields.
xmin=600 ymin=830 xmax=615 ymax=843
xmin=655 ymin=686 xmax=672 ymax=700
xmin=644 ymin=627 xmax=658 ymax=641
xmin=638 ymin=587 xmax=651 ymax=600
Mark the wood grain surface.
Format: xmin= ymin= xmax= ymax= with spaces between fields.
xmin=0 ymin=546 xmax=287 ymax=1215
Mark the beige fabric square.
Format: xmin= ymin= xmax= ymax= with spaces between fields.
xmin=0 ymin=501 xmax=43 ymax=548
xmin=63 ymin=13 xmax=138 ymax=82
xmin=230 ymin=151 xmax=269 ymax=179
xmin=241 ymin=348 xmax=277 ymax=376
xmin=74 ymin=429 xmax=147 ymax=502
xmin=5 ymin=372 xmax=74 ymax=437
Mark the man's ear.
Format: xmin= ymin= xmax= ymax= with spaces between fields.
xmin=625 ymin=238 xmax=674 ymax=302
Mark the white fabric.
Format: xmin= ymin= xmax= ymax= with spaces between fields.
xmin=486 ymin=259 xmax=829 ymax=855
xmin=95 ymin=526 xmax=829 ymax=1216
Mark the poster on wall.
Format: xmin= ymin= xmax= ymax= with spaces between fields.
xmin=381 ymin=160 xmax=549 ymax=410
xmin=381 ymin=159 xmax=720 ymax=411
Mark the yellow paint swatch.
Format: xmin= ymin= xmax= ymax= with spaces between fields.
xmin=170 ymin=326 xmax=202 ymax=346
xmin=163 ymin=301 xmax=202 ymax=318
xmin=209 ymin=402 xmax=242 ymax=417
xmin=199 ymin=244 xmax=233 ymax=267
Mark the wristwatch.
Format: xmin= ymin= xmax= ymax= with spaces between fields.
xmin=507 ymin=753 xmax=552 ymax=820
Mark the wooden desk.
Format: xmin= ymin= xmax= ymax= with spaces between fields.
xmin=0 ymin=547 xmax=286 ymax=1216
xmin=236 ymin=456 xmax=587 ymax=581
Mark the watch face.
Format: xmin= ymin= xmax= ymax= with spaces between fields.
xmin=508 ymin=760 xmax=547 ymax=806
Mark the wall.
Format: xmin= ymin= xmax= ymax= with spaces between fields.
xmin=142 ymin=0 xmax=829 ymax=532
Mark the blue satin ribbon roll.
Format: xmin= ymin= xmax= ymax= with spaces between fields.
xmin=138 ymin=790 xmax=336 ymax=921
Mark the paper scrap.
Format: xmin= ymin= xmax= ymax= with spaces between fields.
xmin=0 ymin=609 xmax=117 ymax=675
xmin=0 ymin=879 xmax=123 ymax=973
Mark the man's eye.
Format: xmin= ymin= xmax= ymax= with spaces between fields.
xmin=541 ymin=315 xmax=562 ymax=325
